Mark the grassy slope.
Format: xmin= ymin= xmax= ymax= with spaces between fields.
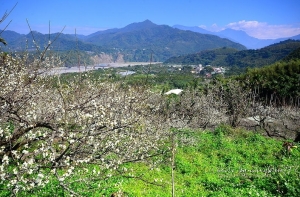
xmin=121 ymin=126 xmax=300 ymax=197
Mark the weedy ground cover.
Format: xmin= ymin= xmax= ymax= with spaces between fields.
xmin=10 ymin=125 xmax=299 ymax=196
xmin=120 ymin=126 xmax=299 ymax=196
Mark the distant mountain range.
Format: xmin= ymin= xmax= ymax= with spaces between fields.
xmin=173 ymin=25 xmax=300 ymax=49
xmin=0 ymin=20 xmax=246 ymax=62
xmin=1 ymin=20 xmax=299 ymax=63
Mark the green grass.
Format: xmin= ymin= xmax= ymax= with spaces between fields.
xmin=120 ymin=126 xmax=300 ymax=196
xmin=3 ymin=125 xmax=300 ymax=196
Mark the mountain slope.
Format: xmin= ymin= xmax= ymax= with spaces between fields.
xmin=0 ymin=30 xmax=111 ymax=52
xmin=173 ymin=25 xmax=212 ymax=34
xmin=165 ymin=40 xmax=300 ymax=68
xmin=84 ymin=20 xmax=246 ymax=61
xmin=1 ymin=20 xmax=246 ymax=62
xmin=173 ymin=25 xmax=300 ymax=49
xmin=0 ymin=30 xmax=25 ymax=45
xmin=281 ymin=46 xmax=300 ymax=61
xmin=225 ymin=39 xmax=300 ymax=68
xmin=216 ymin=29 xmax=270 ymax=49
xmin=164 ymin=47 xmax=239 ymax=66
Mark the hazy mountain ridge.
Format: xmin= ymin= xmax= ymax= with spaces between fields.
xmin=0 ymin=30 xmax=109 ymax=52
xmin=173 ymin=25 xmax=300 ymax=49
xmin=2 ymin=20 xmax=299 ymax=63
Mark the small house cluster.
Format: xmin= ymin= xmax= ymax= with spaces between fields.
xmin=189 ymin=64 xmax=226 ymax=77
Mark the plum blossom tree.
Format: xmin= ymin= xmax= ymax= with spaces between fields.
xmin=0 ymin=50 xmax=169 ymax=195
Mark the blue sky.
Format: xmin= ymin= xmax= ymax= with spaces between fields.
xmin=1 ymin=0 xmax=300 ymax=39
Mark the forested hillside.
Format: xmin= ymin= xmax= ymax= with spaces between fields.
xmin=165 ymin=40 xmax=300 ymax=69
xmin=237 ymin=59 xmax=300 ymax=104
xmin=226 ymin=40 xmax=300 ymax=68
xmin=84 ymin=20 xmax=246 ymax=61
xmin=164 ymin=47 xmax=239 ymax=66
xmin=283 ymin=47 xmax=300 ymax=61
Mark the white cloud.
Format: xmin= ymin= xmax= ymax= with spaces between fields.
xmin=225 ymin=20 xmax=300 ymax=39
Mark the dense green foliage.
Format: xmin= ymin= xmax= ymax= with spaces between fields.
xmin=283 ymin=47 xmax=300 ymax=61
xmin=165 ymin=40 xmax=300 ymax=70
xmin=238 ymin=60 xmax=300 ymax=104
xmin=87 ymin=63 xmax=205 ymax=92
xmin=225 ymin=40 xmax=300 ymax=68
xmin=164 ymin=47 xmax=238 ymax=65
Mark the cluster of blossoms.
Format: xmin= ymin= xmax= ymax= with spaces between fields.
xmin=0 ymin=52 xmax=169 ymax=194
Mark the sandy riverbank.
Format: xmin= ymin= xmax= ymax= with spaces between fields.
xmin=47 ymin=62 xmax=161 ymax=75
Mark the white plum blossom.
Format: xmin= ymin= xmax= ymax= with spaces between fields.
xmin=0 ymin=51 xmax=170 ymax=195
